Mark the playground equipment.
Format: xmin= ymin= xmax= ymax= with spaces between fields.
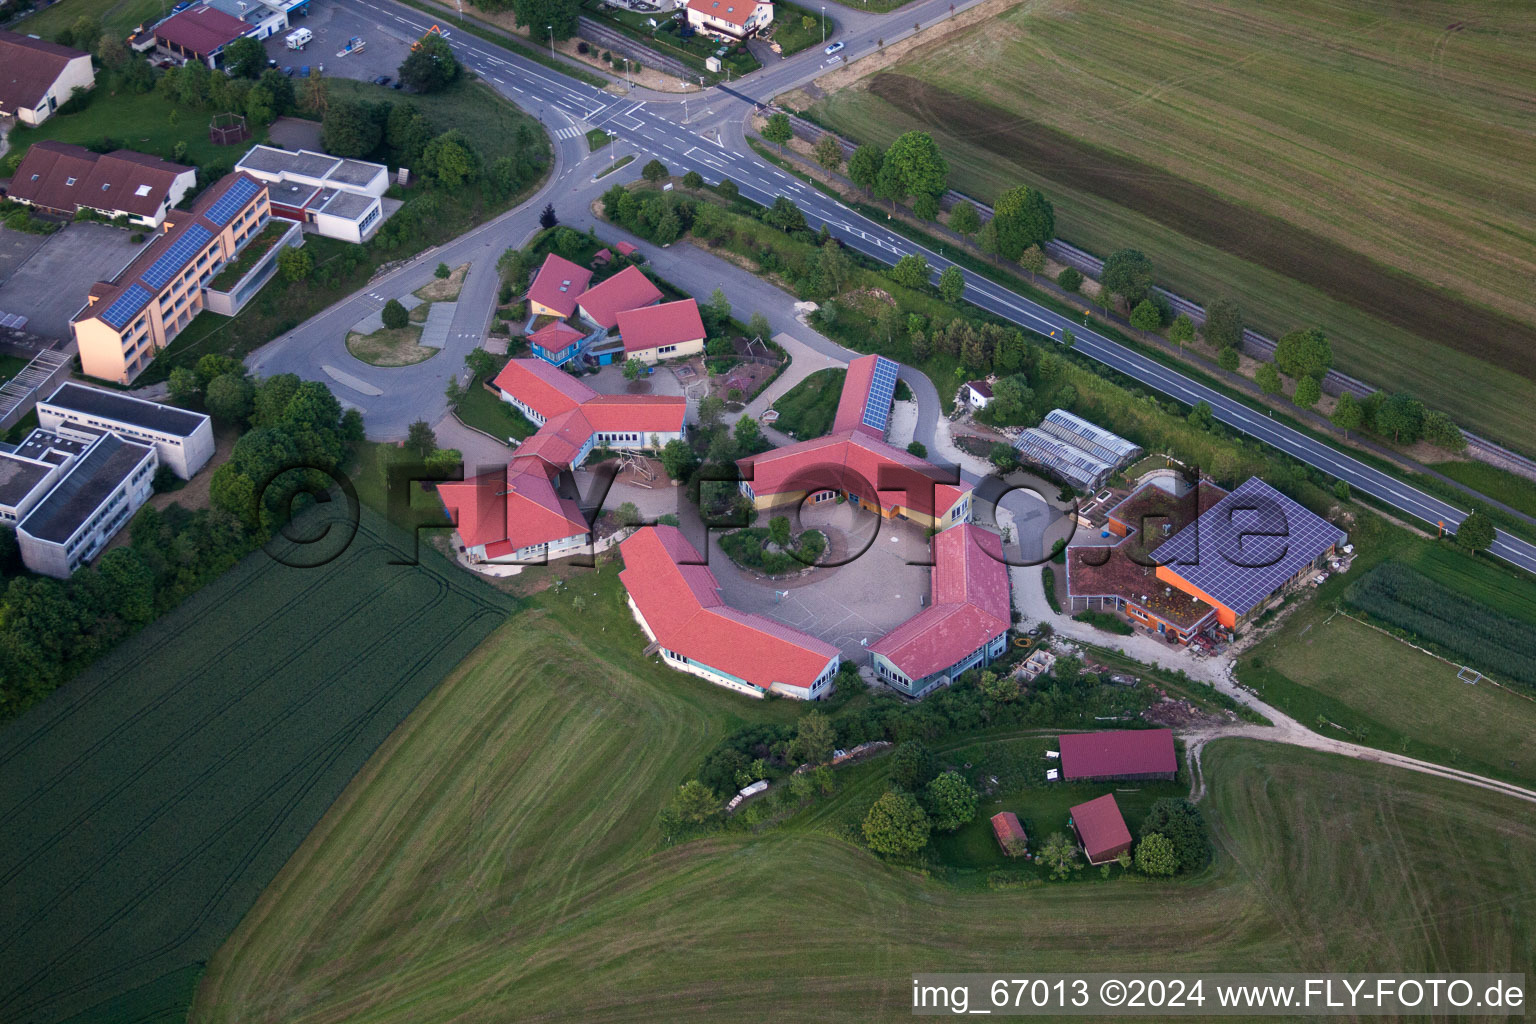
xmin=336 ymin=35 xmax=366 ymax=57
xmin=208 ymin=112 xmax=249 ymax=145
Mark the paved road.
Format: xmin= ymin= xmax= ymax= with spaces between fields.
xmin=261 ymin=0 xmax=1536 ymax=577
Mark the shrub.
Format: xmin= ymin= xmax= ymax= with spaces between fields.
xmin=1056 ymin=266 xmax=1082 ymax=292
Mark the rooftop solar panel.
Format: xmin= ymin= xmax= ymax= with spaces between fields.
xmin=1149 ymin=477 xmax=1345 ymax=616
xmin=1012 ymin=429 xmax=1111 ymax=490
xmin=205 ymin=176 xmax=260 ymax=226
xmin=861 ymin=356 xmax=899 ymax=433
xmin=140 ymin=223 xmax=212 ymax=289
xmin=99 ymin=284 xmax=152 ymax=330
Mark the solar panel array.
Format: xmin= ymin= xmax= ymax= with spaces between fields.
xmin=1012 ymin=428 xmax=1111 ymax=490
xmin=140 ymin=223 xmax=212 ymax=289
xmin=861 ymin=356 xmax=899 ymax=433
xmin=1041 ymin=409 xmax=1140 ymax=465
xmin=205 ymin=176 xmax=260 ymax=226
xmin=1149 ymin=477 xmax=1345 ymax=615
xmin=99 ymin=284 xmax=152 ymax=330
xmin=0 ymin=311 xmax=28 ymax=329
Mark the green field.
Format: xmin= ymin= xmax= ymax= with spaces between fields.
xmin=1433 ymin=460 xmax=1536 ymax=520
xmin=323 ymin=77 xmax=542 ymax=167
xmin=771 ymin=367 xmax=845 ymax=438
xmin=10 ymin=0 xmax=163 ymax=45
xmin=0 ymin=507 xmax=515 ymax=1024
xmin=806 ymin=0 xmax=1536 ymax=452
xmin=189 ymin=567 xmax=1536 ymax=1021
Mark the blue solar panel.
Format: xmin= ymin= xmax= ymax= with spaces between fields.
xmin=140 ymin=223 xmax=212 ymax=289
xmin=99 ymin=284 xmax=152 ymax=330
xmin=205 ymin=177 xmax=260 ymax=226
xmin=1149 ymin=477 xmax=1345 ymax=616
xmin=861 ymin=356 xmax=899 ymax=432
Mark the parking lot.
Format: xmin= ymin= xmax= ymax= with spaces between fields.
xmin=261 ymin=2 xmax=418 ymax=83
xmin=0 ymin=223 xmax=148 ymax=340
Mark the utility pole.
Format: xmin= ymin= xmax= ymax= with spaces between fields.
xmin=821 ymin=5 xmax=825 ymax=43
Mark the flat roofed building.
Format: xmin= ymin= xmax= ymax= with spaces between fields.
xmin=17 ymin=432 xmax=156 ymax=578
xmin=38 ymin=382 xmax=214 ymax=479
xmin=1058 ymin=729 xmax=1177 ymax=782
xmin=1069 ymin=793 xmax=1133 ymax=865
xmin=0 ymin=30 xmax=94 ymax=126
xmin=7 ymin=142 xmax=196 ymax=228
xmin=203 ymin=0 xmax=289 ymax=41
xmin=234 ymin=145 xmax=388 ymax=242
xmin=0 ymin=429 xmax=87 ymax=525
xmin=71 ymin=172 xmax=272 ymax=384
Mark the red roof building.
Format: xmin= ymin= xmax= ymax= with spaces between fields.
xmin=614 ymin=240 xmax=637 ymax=257
xmin=491 ymin=357 xmax=597 ymax=423
xmin=991 ymin=811 xmax=1028 ymax=856
xmin=526 ymin=252 xmax=593 ymax=319
xmin=868 ymin=524 xmax=1011 ymax=696
xmin=8 ymin=141 xmax=195 ymax=227
xmin=153 ymin=5 xmax=251 ymax=65
xmin=616 ymin=299 xmax=705 ymax=361
xmin=684 ymin=0 xmax=774 ymax=39
xmin=436 ymin=456 xmax=590 ymax=563
xmin=832 ymin=353 xmax=899 ymax=437
xmin=620 ymin=526 xmax=840 ymax=700
xmin=577 ymin=265 xmax=662 ymax=329
xmin=0 ymin=29 xmax=94 ymax=126
xmin=1058 ymin=729 xmax=1177 ymax=782
xmin=1069 ymin=793 xmax=1133 ymax=865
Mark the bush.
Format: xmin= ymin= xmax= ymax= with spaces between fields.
xmin=381 ymin=298 xmax=409 ymax=330
xmin=1056 ymin=266 xmax=1082 ymax=292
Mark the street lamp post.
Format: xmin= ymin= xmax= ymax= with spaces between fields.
xmin=609 ymin=130 xmax=617 ymax=171
xmin=547 ymin=24 xmax=554 ymax=56
xmin=821 ymin=5 xmax=825 ymax=43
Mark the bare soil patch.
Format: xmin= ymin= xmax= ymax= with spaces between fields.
xmin=346 ymin=326 xmax=438 ymax=367
xmin=414 ymin=263 xmax=471 ymax=303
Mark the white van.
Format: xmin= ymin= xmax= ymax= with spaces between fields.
xmin=285 ymin=27 xmax=312 ymax=50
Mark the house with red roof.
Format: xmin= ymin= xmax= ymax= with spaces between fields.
xmin=833 ymin=354 xmax=900 ymax=437
xmin=991 ymin=811 xmax=1028 ymax=857
xmin=491 ymin=357 xmax=597 ymax=425
xmin=868 ymin=524 xmax=1011 ymax=697
xmin=1069 ymin=793 xmax=1133 ymax=865
xmin=1058 ymin=729 xmax=1177 ymax=782
xmin=8 ymin=142 xmax=196 ymax=228
xmin=576 ymin=265 xmax=662 ymax=330
xmin=616 ymin=299 xmax=705 ymax=364
xmin=153 ymin=4 xmax=254 ymax=68
xmin=0 ymin=29 xmax=94 ymax=126
xmin=527 ymin=253 xmax=593 ymax=320
xmin=436 ymin=456 xmax=591 ymax=564
xmin=620 ymin=526 xmax=840 ymax=699
xmin=685 ymin=0 xmax=774 ymax=41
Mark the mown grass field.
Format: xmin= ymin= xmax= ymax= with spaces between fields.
xmin=192 ymin=567 xmax=1536 ymax=1023
xmin=0 ymin=507 xmax=514 ymax=1024
xmin=806 ymin=0 xmax=1536 ymax=451
xmin=10 ymin=0 xmax=163 ymax=44
xmin=771 ymin=367 xmax=845 ymax=438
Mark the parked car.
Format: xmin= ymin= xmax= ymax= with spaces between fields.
xmin=371 ymin=74 xmax=392 ymax=86
xmin=282 ymin=66 xmax=294 ymax=76
xmin=824 ymin=40 xmax=844 ymax=54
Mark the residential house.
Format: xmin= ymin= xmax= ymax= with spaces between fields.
xmin=684 ymin=0 xmax=773 ymax=40
xmin=615 ymin=298 xmax=705 ymax=364
xmin=0 ymin=30 xmax=94 ymax=126
xmin=6 ymin=143 xmax=195 ymax=229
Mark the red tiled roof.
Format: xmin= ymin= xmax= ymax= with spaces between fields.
xmin=154 ymin=5 xmax=250 ymax=55
xmin=513 ymin=408 xmax=593 ymax=468
xmin=1059 ymin=729 xmax=1176 ymax=780
xmin=832 ymin=353 xmax=884 ymax=437
xmin=686 ymin=0 xmax=761 ymax=28
xmin=526 ymin=253 xmax=592 ymax=318
xmin=0 ymin=29 xmax=88 ymax=115
xmin=868 ymin=524 xmax=1010 ymax=680
xmin=1070 ymin=793 xmax=1133 ymax=864
xmin=577 ymin=265 xmax=662 ymax=328
xmin=526 ymin=320 xmax=587 ymax=353
xmin=617 ymin=298 xmax=705 ymax=354
xmin=581 ymin=394 xmax=686 ymax=433
xmin=737 ymin=429 xmax=970 ymax=519
xmin=991 ymin=811 xmax=1027 ymax=851
xmin=490 ymin=357 xmax=596 ymax=419
xmin=436 ymin=461 xmax=588 ymax=553
xmin=967 ymin=380 xmax=993 ymax=398
xmin=615 ymin=241 xmax=637 ymax=256
xmin=9 ymin=141 xmax=190 ymax=219
xmin=620 ymin=526 xmax=839 ymax=692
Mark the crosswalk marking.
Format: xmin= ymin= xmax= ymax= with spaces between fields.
xmin=554 ymin=126 xmax=583 ymax=140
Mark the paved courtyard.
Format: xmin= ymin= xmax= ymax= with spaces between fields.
xmin=262 ymin=4 xmax=416 ymax=82
xmin=0 ymin=223 xmax=147 ymax=339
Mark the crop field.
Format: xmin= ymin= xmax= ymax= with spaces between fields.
xmin=191 ymin=568 xmax=1536 ymax=1023
xmin=0 ymin=507 xmax=514 ymax=1024
xmin=806 ymin=0 xmax=1536 ymax=451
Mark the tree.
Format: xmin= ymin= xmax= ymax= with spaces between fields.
xmin=1293 ymin=375 xmax=1322 ymax=409
xmin=1056 ymin=266 xmax=1082 ymax=292
xmin=940 ymin=202 xmax=979 ymax=243
xmin=1187 ymin=399 xmax=1214 ymax=432
xmin=990 ymin=184 xmax=1054 ymax=260
xmin=747 ymin=311 xmax=772 ymax=340
xmin=205 ymin=373 xmax=255 ymax=424
xmin=1018 ymin=244 xmax=1045 ymax=282
xmin=672 ymin=780 xmax=718 ymax=823
xmin=97 ymin=33 xmax=130 ymax=69
xmin=398 ymin=33 xmax=461 ymax=93
xmin=791 ymin=710 xmax=836 ymax=765
xmin=768 ymin=514 xmax=792 ymax=550
xmin=848 ymin=145 xmax=883 ymax=193
xmin=989 ymin=442 xmax=1017 ymax=471
xmin=814 ymin=133 xmax=843 ymax=171
xmin=622 ymin=357 xmax=643 ymax=381
xmin=1169 ymin=313 xmax=1195 ymax=347
xmin=1375 ymin=392 xmax=1426 ymax=443
xmin=761 ymin=111 xmax=793 ymax=150
xmin=907 ymin=441 xmax=927 ymax=458
xmin=1202 ymin=297 xmax=1243 ymax=350
xmin=1217 ymin=347 xmax=1241 ymax=372
xmin=938 ymin=265 xmax=964 ymax=304
xmin=884 ymin=130 xmax=948 ymax=203
xmin=1334 ymin=479 xmax=1351 ymax=502
xmin=406 ymin=420 xmax=437 ymax=458
xmin=423 ymin=130 xmax=479 ymax=188
xmin=1038 ymin=831 xmax=1081 ymax=880
xmin=641 ymin=158 xmax=669 ymax=182
xmin=716 ymin=178 xmax=739 ymax=201
xmin=677 ymin=169 xmax=703 ymax=191
xmin=168 ymin=366 xmax=201 ymax=403
xmin=539 ymin=203 xmax=558 ymax=229
xmin=733 ymin=415 xmax=763 ymax=453
xmin=912 ymin=193 xmax=940 ymax=222
xmin=698 ymin=394 xmax=725 ymax=433
xmin=765 ymin=195 xmax=806 ymax=234
xmin=1140 ymin=799 xmax=1209 ymax=873
xmin=66 ymin=15 xmax=103 ymax=52
xmin=1255 ymin=361 xmax=1282 ymax=395
xmin=1129 ymin=299 xmax=1161 ymax=336
xmin=862 ymin=791 xmax=929 ymax=856
xmin=815 ymin=242 xmax=851 ymax=294
xmin=512 ymin=0 xmax=580 ymax=39
xmin=224 ymin=36 xmax=267 ymax=78
xmin=381 ymin=298 xmax=409 ymax=330
xmin=659 ymin=439 xmax=697 ymax=480
xmin=1135 ymin=832 xmax=1178 ymax=876
xmin=979 ymin=669 xmax=1019 ymax=703
xmin=321 ymin=100 xmax=382 ymax=159
xmin=277 ymin=245 xmax=312 ymax=283
xmin=1100 ymin=248 xmax=1154 ymax=307
xmin=1423 ymin=410 xmax=1466 ymax=451
xmin=924 ymin=771 xmax=977 ymax=832
xmin=1274 ymin=326 xmax=1333 ymax=381
xmin=890 ymin=741 xmax=935 ymax=789
xmin=1455 ymin=510 xmax=1495 ymax=553
xmin=891 ymin=253 xmax=929 ymax=290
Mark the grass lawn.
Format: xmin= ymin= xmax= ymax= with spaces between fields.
xmin=771 ymin=366 xmax=844 ymax=438
xmin=323 ymin=78 xmax=541 ymax=167
xmin=0 ymin=505 xmax=516 ymax=1024
xmin=587 ymin=127 xmax=612 ymax=152
xmin=188 ymin=564 xmax=1536 ymax=1021
xmin=1432 ymin=459 xmax=1536 ymax=520
xmin=595 ymin=154 xmax=635 ymax=180
xmin=345 ymin=326 xmax=437 ymax=366
xmin=9 ymin=0 xmax=164 ymax=47
xmin=806 ymin=0 xmax=1536 ymax=453
xmin=0 ymin=353 xmax=29 ymax=387
xmin=413 ymin=262 xmax=469 ymax=303
xmin=456 ymin=378 xmax=537 ymax=442
xmin=769 ymin=0 xmax=836 ymax=57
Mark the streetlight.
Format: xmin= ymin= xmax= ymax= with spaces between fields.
xmin=547 ymin=24 xmax=554 ymax=56
xmin=821 ymin=5 xmax=825 ymax=44
xmin=609 ymin=130 xmax=617 ymax=172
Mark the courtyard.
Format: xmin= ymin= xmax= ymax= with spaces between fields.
xmin=0 ymin=223 xmax=149 ymax=340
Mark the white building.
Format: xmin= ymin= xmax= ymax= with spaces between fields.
xmin=684 ymin=0 xmax=773 ymax=40
xmin=15 ymin=431 xmax=157 ymax=578
xmin=965 ymin=380 xmax=992 ymax=410
xmin=0 ymin=30 xmax=95 ymax=126
xmin=234 ymin=145 xmax=389 ymax=243
xmin=38 ymin=382 xmax=214 ymax=480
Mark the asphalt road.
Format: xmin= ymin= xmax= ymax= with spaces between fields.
xmin=268 ymin=0 xmax=1536 ymax=577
